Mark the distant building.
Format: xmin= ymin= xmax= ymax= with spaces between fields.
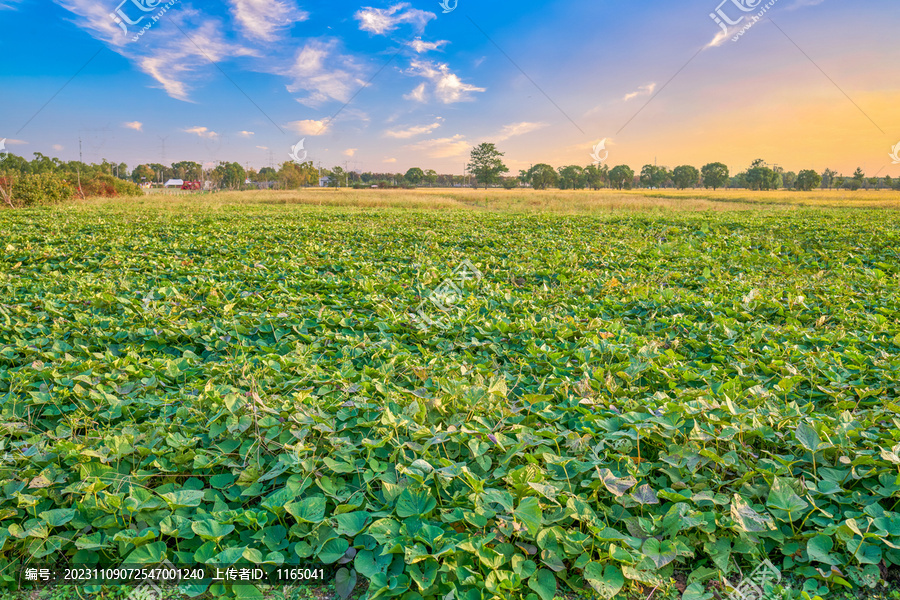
xmin=163 ymin=179 xmax=184 ymax=188
xmin=318 ymin=177 xmax=332 ymax=187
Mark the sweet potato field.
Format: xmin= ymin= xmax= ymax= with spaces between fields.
xmin=1 ymin=199 xmax=900 ymax=599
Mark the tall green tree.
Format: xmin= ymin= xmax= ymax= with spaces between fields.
xmin=796 ymin=170 xmax=822 ymax=192
xmin=782 ymin=171 xmax=798 ymax=190
xmin=467 ymin=143 xmax=508 ymax=189
xmin=557 ymin=165 xmax=585 ymax=190
xmin=524 ymin=164 xmax=558 ymax=190
xmin=746 ymin=159 xmax=778 ymax=190
xmin=131 ymin=164 xmax=155 ymax=184
xmin=671 ymin=165 xmax=700 ymax=190
xmin=404 ymin=167 xmax=425 ymax=185
xmin=172 ymin=161 xmax=202 ymax=180
xmin=701 ymin=163 xmax=730 ymax=190
xmin=212 ymin=162 xmax=246 ymax=190
xmin=583 ymin=164 xmax=608 ymax=190
xmin=640 ymin=164 xmax=669 ymax=189
xmin=609 ymin=165 xmax=635 ymax=190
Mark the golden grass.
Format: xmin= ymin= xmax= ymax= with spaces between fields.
xmin=68 ymin=187 xmax=900 ymax=215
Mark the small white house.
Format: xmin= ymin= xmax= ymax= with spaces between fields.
xmin=318 ymin=176 xmax=332 ymax=187
xmin=164 ymin=179 xmax=184 ymax=188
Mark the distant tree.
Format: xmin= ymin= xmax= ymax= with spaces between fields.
xmin=258 ymin=167 xmax=277 ymax=182
xmin=795 ymin=170 xmax=822 ymax=192
xmin=583 ymin=164 xmax=608 ymax=190
xmin=148 ymin=163 xmax=172 ymax=183
xmin=782 ymin=171 xmax=797 ymax=190
xmin=868 ymin=177 xmax=879 ymax=190
xmin=117 ymin=163 xmax=129 ymax=179
xmin=501 ymin=176 xmax=519 ymax=189
xmin=404 ymin=167 xmax=425 ymax=185
xmin=640 ymin=164 xmax=669 ymax=189
xmin=212 ymin=162 xmax=246 ymax=190
xmin=884 ymin=175 xmax=894 ymax=190
xmin=821 ymin=168 xmax=837 ymax=189
xmin=329 ymin=166 xmax=348 ymax=187
xmin=558 ymin=165 xmax=585 ymax=190
xmin=424 ymin=169 xmax=438 ymax=186
xmin=746 ymin=159 xmax=779 ymax=190
xmin=672 ymin=165 xmax=700 ymax=190
xmin=172 ymin=161 xmax=202 ymax=181
xmin=700 ymin=163 xmax=729 ymax=190
xmin=730 ymin=172 xmax=747 ymax=189
xmin=131 ymin=164 xmax=155 ymax=184
xmin=833 ymin=176 xmax=845 ymax=189
xmin=609 ymin=165 xmax=635 ymax=190
xmin=853 ymin=167 xmax=866 ymax=188
xmin=467 ymin=143 xmax=508 ymax=189
xmin=525 ymin=164 xmax=558 ymax=190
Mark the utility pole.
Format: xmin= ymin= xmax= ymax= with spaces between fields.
xmin=77 ymin=138 xmax=85 ymax=200
xmin=158 ymin=136 xmax=169 ymax=184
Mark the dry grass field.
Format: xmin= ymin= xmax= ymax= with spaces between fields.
xmin=98 ymin=187 xmax=900 ymax=214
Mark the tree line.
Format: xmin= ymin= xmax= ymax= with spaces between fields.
xmin=465 ymin=144 xmax=898 ymax=192
xmin=2 ymin=148 xmax=897 ymax=196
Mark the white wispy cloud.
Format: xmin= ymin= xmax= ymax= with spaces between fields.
xmin=228 ymin=0 xmax=308 ymax=42
xmin=384 ymin=121 xmax=442 ymax=139
xmin=408 ymin=37 xmax=448 ymax=53
xmin=344 ymin=148 xmax=357 ymax=157
xmin=287 ymin=119 xmax=329 ymax=135
xmin=493 ymin=122 xmax=547 ymax=142
xmin=406 ymin=134 xmax=469 ymax=158
xmin=384 ymin=157 xmax=397 ymax=163
xmin=406 ymin=60 xmax=485 ymax=103
xmin=623 ymin=83 xmax=656 ymax=101
xmin=52 ymin=144 xmax=65 ymax=151
xmin=184 ymin=126 xmax=219 ymax=138
xmin=123 ymin=121 xmax=143 ymax=132
xmin=54 ymin=1 xmax=255 ymax=101
xmin=0 ymin=0 xmax=24 ymax=10
xmin=705 ymin=24 xmax=743 ymax=49
xmin=355 ymin=3 xmax=434 ymax=35
xmin=256 ymin=145 xmax=269 ymax=150
xmin=282 ymin=39 xmax=364 ymax=107
xmin=239 ymin=131 xmax=255 ymax=137
xmin=404 ymin=82 xmax=427 ymax=103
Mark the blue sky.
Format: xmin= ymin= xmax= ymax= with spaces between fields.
xmin=1 ymin=0 xmax=898 ymax=176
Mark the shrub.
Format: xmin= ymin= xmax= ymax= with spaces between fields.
xmin=80 ymin=173 xmax=143 ymax=197
xmin=0 ymin=173 xmax=75 ymax=207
